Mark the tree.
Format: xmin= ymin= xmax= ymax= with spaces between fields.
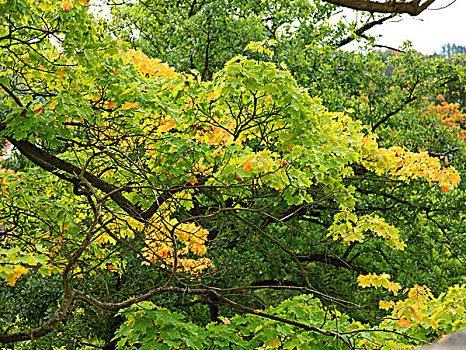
xmin=1 ymin=0 xmax=466 ymax=349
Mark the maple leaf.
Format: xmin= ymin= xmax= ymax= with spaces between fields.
xmin=121 ymin=101 xmax=139 ymax=110
xmin=264 ymin=338 xmax=281 ymax=348
xmin=243 ymin=160 xmax=252 ymax=172
xmin=388 ymin=281 xmax=402 ymax=296
xmin=357 ymin=273 xmax=401 ymax=295
xmin=159 ymin=119 xmax=176 ymax=132
xmin=60 ymin=0 xmax=72 ymax=12
xmin=5 ymin=266 xmax=29 ymax=286
xmin=396 ymin=318 xmax=411 ymax=328
xmin=356 ymin=274 xmax=373 ymax=288
xmin=379 ymin=300 xmax=395 ymax=310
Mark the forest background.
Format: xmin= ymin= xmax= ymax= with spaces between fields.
xmin=1 ymin=0 xmax=466 ymax=349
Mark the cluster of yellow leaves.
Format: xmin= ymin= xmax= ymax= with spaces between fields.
xmin=142 ymin=217 xmax=213 ymax=274
xmin=98 ymin=192 xmax=213 ymax=275
xmin=186 ymin=114 xmax=237 ymax=146
xmin=172 ymin=257 xmax=214 ymax=275
xmin=143 ymin=191 xmax=213 ymax=274
xmin=244 ymin=40 xmax=276 ymax=57
xmin=121 ymin=101 xmax=139 ymax=110
xmin=375 ymin=283 xmax=466 ymax=336
xmin=125 ymin=49 xmax=175 ymax=78
xmin=361 ymin=135 xmax=461 ymax=192
xmin=328 ymin=211 xmax=406 ymax=250
xmin=379 ymin=285 xmax=433 ymax=329
xmin=357 ymin=273 xmax=402 ymax=296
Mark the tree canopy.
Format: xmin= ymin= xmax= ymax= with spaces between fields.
xmin=1 ymin=0 xmax=466 ymax=349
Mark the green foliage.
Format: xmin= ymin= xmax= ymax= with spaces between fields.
xmin=2 ymin=0 xmax=466 ymax=349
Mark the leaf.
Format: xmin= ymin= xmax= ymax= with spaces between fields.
xmin=60 ymin=0 xmax=72 ymax=12
xmin=264 ymin=337 xmax=281 ymax=348
xmin=48 ymin=101 xmax=59 ymax=110
xmin=396 ymin=318 xmax=411 ymax=328
xmin=39 ymin=266 xmax=53 ymax=277
xmin=220 ymin=317 xmax=230 ymax=325
xmin=121 ymin=101 xmax=139 ymax=110
xmin=379 ymin=300 xmax=395 ymax=310
xmin=243 ymin=160 xmax=252 ymax=172
xmin=5 ymin=266 xmax=29 ymax=286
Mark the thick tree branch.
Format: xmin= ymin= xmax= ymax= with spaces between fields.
xmin=322 ymin=0 xmax=437 ymax=16
xmin=0 ymin=82 xmax=24 ymax=107
xmin=0 ymin=290 xmax=75 ymax=343
xmin=6 ymin=138 xmax=178 ymax=222
xmin=0 ymin=187 xmax=102 ymax=344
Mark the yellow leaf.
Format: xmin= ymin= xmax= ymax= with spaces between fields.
xmin=386 ymin=340 xmax=402 ymax=348
xmin=388 ymin=282 xmax=402 ymax=296
xmin=159 ymin=119 xmax=176 ymax=132
xmin=357 ymin=274 xmax=373 ymax=288
xmin=48 ymin=101 xmax=58 ymax=110
xmin=264 ymin=337 xmax=281 ymax=348
xmin=243 ymin=160 xmax=252 ymax=172
xmin=5 ymin=266 xmax=29 ymax=286
xmin=206 ymin=91 xmax=217 ymax=101
xmin=379 ymin=300 xmax=395 ymax=310
xmin=121 ymin=101 xmax=139 ymax=110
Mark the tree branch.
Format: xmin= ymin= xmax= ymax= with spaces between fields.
xmin=6 ymin=138 xmax=178 ymax=222
xmin=322 ymin=0 xmax=437 ymax=16
xmin=0 ymin=290 xmax=75 ymax=343
xmin=296 ymin=253 xmax=369 ymax=275
xmin=336 ymin=14 xmax=396 ymax=48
